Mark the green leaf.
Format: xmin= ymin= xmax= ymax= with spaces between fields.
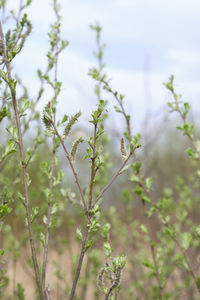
xmin=51 ymin=203 xmax=59 ymax=214
xmin=2 ymin=140 xmax=16 ymax=160
xmin=196 ymin=276 xmax=200 ymax=291
xmin=8 ymin=78 xmax=17 ymax=97
xmin=142 ymin=258 xmax=154 ymax=270
xmin=195 ymin=140 xmax=200 ymax=153
xmin=140 ymin=224 xmax=148 ymax=233
xmin=182 ymin=102 xmax=190 ymax=118
xmin=76 ymin=228 xmax=83 ymax=241
xmin=31 ymin=206 xmax=39 ymax=221
xmin=6 ymin=126 xmax=18 ymax=141
xmin=0 ymin=204 xmax=11 ymax=219
xmin=163 ymin=75 xmax=174 ymax=93
xmin=53 ymin=170 xmax=64 ymax=186
xmin=145 ymin=177 xmax=152 ymax=191
xmin=89 ymin=218 xmax=100 ymax=233
xmin=40 ymin=233 xmax=45 ymax=247
xmin=0 ymin=107 xmax=8 ymax=122
xmin=85 ymin=239 xmax=93 ymax=252
xmin=103 ymin=242 xmax=113 ymax=257
xmin=195 ymin=226 xmax=200 ymax=238
xmin=101 ymin=223 xmax=111 ymax=239
xmin=181 ymin=232 xmax=192 ymax=250
xmin=43 ymin=215 xmax=47 ymax=225
xmin=131 ymin=161 xmax=142 ymax=174
xmin=119 ymin=164 xmax=130 ymax=174
xmin=42 ymin=105 xmax=53 ymax=130
xmin=61 ymin=114 xmax=68 ymax=123
xmin=129 ymin=173 xmax=139 ymax=183
xmin=133 ymin=185 xmax=143 ymax=196
xmin=187 ymin=147 xmax=198 ymax=160
xmin=20 ymin=99 xmax=30 ymax=115
xmin=60 ymin=40 xmax=69 ymax=51
xmin=14 ymin=283 xmax=25 ymax=300
xmin=113 ymin=254 xmax=126 ymax=269
xmin=0 ymin=70 xmax=8 ymax=83
xmin=141 ymin=194 xmax=152 ymax=204
xmin=114 ymin=105 xmax=121 ymax=113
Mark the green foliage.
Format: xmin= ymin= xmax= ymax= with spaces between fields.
xmin=14 ymin=283 xmax=25 ymax=300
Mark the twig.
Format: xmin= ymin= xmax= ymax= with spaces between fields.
xmin=93 ymin=151 xmax=133 ymax=208
xmin=42 ymin=19 xmax=60 ymax=293
xmin=88 ymin=123 xmax=97 ymax=209
xmin=22 ymin=64 xmax=50 ymax=136
xmin=50 ymin=121 xmax=87 ymax=212
xmin=41 ymin=140 xmax=55 ymax=289
xmin=101 ymin=79 xmax=131 ymax=139
xmin=69 ymin=219 xmax=90 ymax=300
xmin=80 ymin=255 xmax=90 ymax=300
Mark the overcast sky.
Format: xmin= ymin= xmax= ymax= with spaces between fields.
xmin=4 ymin=0 xmax=200 ymax=131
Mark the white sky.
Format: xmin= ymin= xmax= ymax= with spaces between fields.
xmin=3 ymin=0 xmax=200 ymax=131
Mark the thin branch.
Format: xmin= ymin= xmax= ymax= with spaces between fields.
xmin=69 ymin=219 xmax=90 ymax=300
xmin=42 ymin=22 xmax=60 ymax=294
xmin=17 ymin=0 xmax=23 ymax=23
xmin=0 ymin=22 xmax=44 ymax=300
xmin=50 ymin=120 xmax=87 ymax=212
xmin=101 ymin=79 xmax=131 ymax=139
xmin=93 ymin=151 xmax=133 ymax=208
xmin=41 ymin=140 xmax=55 ymax=289
xmin=88 ymin=123 xmax=97 ymax=209
xmin=79 ymin=255 xmax=90 ymax=300
xmin=22 ymin=64 xmax=50 ymax=136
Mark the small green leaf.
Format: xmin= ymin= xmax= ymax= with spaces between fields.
xmin=20 ymin=99 xmax=30 ymax=115
xmin=140 ymin=224 xmax=148 ymax=233
xmin=85 ymin=239 xmax=93 ymax=252
xmin=129 ymin=173 xmax=139 ymax=183
xmin=181 ymin=232 xmax=192 ymax=250
xmin=103 ymin=242 xmax=113 ymax=257
xmin=14 ymin=283 xmax=25 ymax=300
xmin=2 ymin=140 xmax=16 ymax=160
xmin=40 ymin=233 xmax=45 ymax=247
xmin=76 ymin=228 xmax=83 ymax=241
xmin=145 ymin=177 xmax=152 ymax=191
xmin=196 ymin=276 xmax=200 ymax=291
xmin=119 ymin=164 xmax=130 ymax=174
xmin=0 ymin=107 xmax=8 ymax=122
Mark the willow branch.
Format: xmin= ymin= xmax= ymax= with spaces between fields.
xmin=88 ymin=123 xmax=97 ymax=209
xmin=69 ymin=219 xmax=90 ymax=300
xmin=0 ymin=22 xmax=44 ymax=300
xmin=51 ymin=121 xmax=87 ymax=212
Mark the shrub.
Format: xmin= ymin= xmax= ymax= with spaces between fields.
xmin=0 ymin=1 xmax=200 ymax=300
